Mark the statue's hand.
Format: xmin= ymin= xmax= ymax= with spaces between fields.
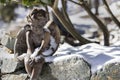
xmin=30 ymin=47 xmax=39 ymax=59
xmin=29 ymin=54 xmax=36 ymax=67
xmin=30 ymin=54 xmax=36 ymax=60
xmin=28 ymin=58 xmax=35 ymax=67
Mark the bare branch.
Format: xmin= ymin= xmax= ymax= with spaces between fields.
xmin=68 ymin=0 xmax=83 ymax=5
xmin=53 ymin=0 xmax=58 ymax=9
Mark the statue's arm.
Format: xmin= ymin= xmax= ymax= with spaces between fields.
xmin=30 ymin=32 xmax=50 ymax=58
xmin=38 ymin=32 xmax=51 ymax=54
xmin=26 ymin=31 xmax=33 ymax=55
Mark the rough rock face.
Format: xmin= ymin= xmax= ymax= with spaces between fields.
xmin=2 ymin=73 xmax=28 ymax=80
xmin=1 ymin=58 xmax=24 ymax=74
xmin=91 ymin=63 xmax=120 ymax=80
xmin=40 ymin=55 xmax=91 ymax=80
xmin=0 ymin=23 xmax=22 ymax=51
xmin=0 ymin=59 xmax=2 ymax=80
xmin=1 ymin=35 xmax=15 ymax=51
xmin=0 ymin=55 xmax=91 ymax=80
xmin=0 ymin=29 xmax=6 ymax=43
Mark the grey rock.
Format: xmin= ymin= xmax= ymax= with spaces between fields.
xmin=0 ymin=29 xmax=6 ymax=42
xmin=0 ymin=59 xmax=2 ymax=80
xmin=39 ymin=55 xmax=91 ymax=80
xmin=0 ymin=47 xmax=14 ymax=59
xmin=1 ymin=72 xmax=28 ymax=80
xmin=1 ymin=35 xmax=15 ymax=51
xmin=0 ymin=59 xmax=2 ymax=67
xmin=1 ymin=55 xmax=91 ymax=80
xmin=1 ymin=58 xmax=24 ymax=74
xmin=91 ymin=62 xmax=120 ymax=80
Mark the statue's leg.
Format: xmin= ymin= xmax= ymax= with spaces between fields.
xmin=24 ymin=55 xmax=32 ymax=77
xmin=30 ymin=57 xmax=45 ymax=80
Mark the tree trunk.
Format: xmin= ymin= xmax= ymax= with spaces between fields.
xmin=82 ymin=2 xmax=109 ymax=46
xmin=52 ymin=8 xmax=92 ymax=44
xmin=94 ymin=0 xmax=99 ymax=15
xmin=102 ymin=0 xmax=120 ymax=29
xmin=69 ymin=0 xmax=110 ymax=46
xmin=50 ymin=0 xmax=92 ymax=45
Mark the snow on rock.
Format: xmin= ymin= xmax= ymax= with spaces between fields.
xmin=53 ymin=43 xmax=120 ymax=73
xmin=0 ymin=50 xmax=91 ymax=80
xmin=39 ymin=55 xmax=91 ymax=80
xmin=1 ymin=42 xmax=120 ymax=79
xmin=1 ymin=37 xmax=120 ymax=74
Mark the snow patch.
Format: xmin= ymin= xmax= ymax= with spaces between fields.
xmin=53 ymin=43 xmax=120 ymax=73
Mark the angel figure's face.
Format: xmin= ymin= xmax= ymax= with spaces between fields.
xmin=27 ymin=8 xmax=48 ymax=34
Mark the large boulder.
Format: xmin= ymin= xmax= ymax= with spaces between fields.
xmin=91 ymin=62 xmax=120 ymax=80
xmin=1 ymin=55 xmax=91 ymax=80
xmin=40 ymin=55 xmax=91 ymax=80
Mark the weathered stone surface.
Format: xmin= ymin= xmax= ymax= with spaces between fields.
xmin=1 ymin=35 xmax=15 ymax=51
xmin=1 ymin=55 xmax=91 ymax=80
xmin=1 ymin=58 xmax=24 ymax=74
xmin=0 ymin=29 xmax=6 ymax=42
xmin=39 ymin=55 xmax=91 ymax=80
xmin=91 ymin=62 xmax=120 ymax=80
xmin=0 ymin=46 xmax=14 ymax=59
xmin=2 ymin=72 xmax=28 ymax=80
xmin=0 ymin=59 xmax=2 ymax=80
xmin=0 ymin=22 xmax=24 ymax=51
